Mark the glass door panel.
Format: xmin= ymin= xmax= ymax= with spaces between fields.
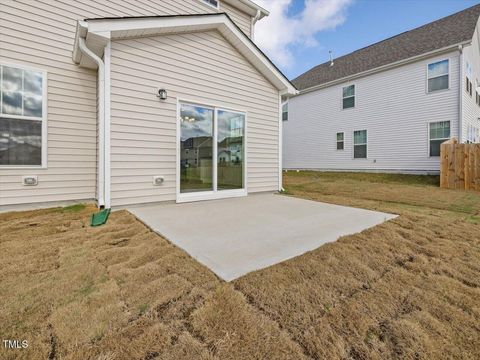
xmin=217 ymin=110 xmax=245 ymax=190
xmin=180 ymin=104 xmax=214 ymax=193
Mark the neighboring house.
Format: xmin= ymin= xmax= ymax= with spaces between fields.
xmin=0 ymin=0 xmax=297 ymax=209
xmin=284 ymin=4 xmax=480 ymax=174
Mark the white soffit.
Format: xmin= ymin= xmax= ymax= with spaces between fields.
xmin=73 ymin=14 xmax=297 ymax=95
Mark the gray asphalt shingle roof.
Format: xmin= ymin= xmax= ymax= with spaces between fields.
xmin=292 ymin=4 xmax=480 ymax=91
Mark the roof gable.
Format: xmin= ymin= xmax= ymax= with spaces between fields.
xmin=73 ymin=13 xmax=297 ymax=95
xmin=293 ymin=4 xmax=480 ymax=91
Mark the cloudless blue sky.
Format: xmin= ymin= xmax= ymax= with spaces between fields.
xmin=286 ymin=0 xmax=480 ymax=79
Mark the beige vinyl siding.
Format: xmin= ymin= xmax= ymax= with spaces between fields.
xmin=0 ymin=10 xmax=98 ymax=206
xmin=110 ymin=30 xmax=279 ymax=207
xmin=220 ymin=2 xmax=252 ymax=36
xmin=0 ymin=0 xmax=253 ymax=207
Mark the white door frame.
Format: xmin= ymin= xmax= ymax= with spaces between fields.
xmin=176 ymin=99 xmax=248 ymax=203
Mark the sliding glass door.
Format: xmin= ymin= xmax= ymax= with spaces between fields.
xmin=179 ymin=103 xmax=245 ymax=200
xmin=179 ymin=104 xmax=214 ymax=193
xmin=217 ymin=110 xmax=245 ymax=190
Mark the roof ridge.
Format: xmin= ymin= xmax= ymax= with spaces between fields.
xmin=293 ymin=3 xmax=480 ymax=84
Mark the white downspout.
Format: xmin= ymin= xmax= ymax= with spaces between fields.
xmin=459 ymin=44 xmax=464 ymax=142
xmin=278 ymin=93 xmax=283 ymax=192
xmin=78 ymin=37 xmax=106 ymax=208
xmin=251 ymin=10 xmax=261 ymax=41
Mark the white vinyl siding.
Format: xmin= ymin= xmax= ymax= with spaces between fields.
xmin=0 ymin=0 xmax=253 ymax=207
xmin=284 ymin=52 xmax=460 ymax=173
xmin=460 ymin=23 xmax=480 ymax=143
xmin=109 ymin=30 xmax=279 ymax=207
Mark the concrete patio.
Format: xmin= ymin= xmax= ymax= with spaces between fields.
xmin=128 ymin=194 xmax=397 ymax=281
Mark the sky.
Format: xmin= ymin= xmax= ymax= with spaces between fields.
xmin=254 ymin=0 xmax=480 ymax=80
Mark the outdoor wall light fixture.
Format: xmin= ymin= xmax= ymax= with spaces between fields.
xmin=157 ymin=88 xmax=167 ymax=100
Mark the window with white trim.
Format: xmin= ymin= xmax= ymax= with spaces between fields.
xmin=466 ymin=125 xmax=478 ymax=144
xmin=282 ymin=101 xmax=288 ymax=121
xmin=427 ymin=59 xmax=449 ymax=93
xmin=202 ymin=0 xmax=219 ymax=9
xmin=342 ymin=85 xmax=355 ymax=109
xmin=429 ymin=121 xmax=450 ymax=157
xmin=0 ymin=64 xmax=46 ymax=166
xmin=353 ymin=130 xmax=367 ymax=158
xmin=336 ymin=132 xmax=344 ymax=150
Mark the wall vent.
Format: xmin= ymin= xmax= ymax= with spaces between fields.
xmin=22 ymin=176 xmax=38 ymax=186
xmin=153 ymin=176 xmax=164 ymax=186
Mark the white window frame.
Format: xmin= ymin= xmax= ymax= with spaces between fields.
xmin=342 ymin=84 xmax=355 ymax=110
xmin=201 ymin=0 xmax=220 ymax=10
xmin=426 ymin=59 xmax=449 ymax=94
xmin=176 ymin=99 xmax=247 ymax=203
xmin=282 ymin=100 xmax=288 ymax=121
xmin=427 ymin=120 xmax=451 ymax=157
xmin=336 ymin=132 xmax=344 ymax=151
xmin=0 ymin=62 xmax=47 ymax=169
xmin=353 ymin=129 xmax=368 ymax=159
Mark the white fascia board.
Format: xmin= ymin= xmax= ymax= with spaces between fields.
xmin=83 ymin=14 xmax=297 ymax=95
xmin=86 ymin=15 xmax=222 ymax=33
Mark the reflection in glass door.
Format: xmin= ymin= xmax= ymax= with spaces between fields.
xmin=217 ymin=110 xmax=245 ymax=190
xmin=180 ymin=104 xmax=214 ymax=193
xmin=179 ymin=103 xmax=246 ymax=199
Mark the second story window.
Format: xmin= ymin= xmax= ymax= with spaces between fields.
xmin=342 ymin=85 xmax=355 ymax=109
xmin=202 ymin=0 xmax=219 ymax=9
xmin=427 ymin=59 xmax=449 ymax=93
xmin=282 ymin=102 xmax=288 ymax=121
xmin=465 ymin=77 xmax=473 ymax=97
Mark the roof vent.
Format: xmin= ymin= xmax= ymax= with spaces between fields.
xmin=329 ymin=50 xmax=334 ymax=67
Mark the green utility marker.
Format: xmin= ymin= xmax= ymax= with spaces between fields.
xmin=91 ymin=208 xmax=111 ymax=227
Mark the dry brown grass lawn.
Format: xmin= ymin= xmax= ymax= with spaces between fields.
xmin=1 ymin=171 xmax=479 ymax=359
xmin=0 ymin=205 xmax=305 ymax=360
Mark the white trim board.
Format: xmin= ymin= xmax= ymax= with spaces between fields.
xmin=104 ymin=41 xmax=112 ymax=209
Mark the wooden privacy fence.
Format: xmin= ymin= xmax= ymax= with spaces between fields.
xmin=440 ymin=138 xmax=480 ymax=191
